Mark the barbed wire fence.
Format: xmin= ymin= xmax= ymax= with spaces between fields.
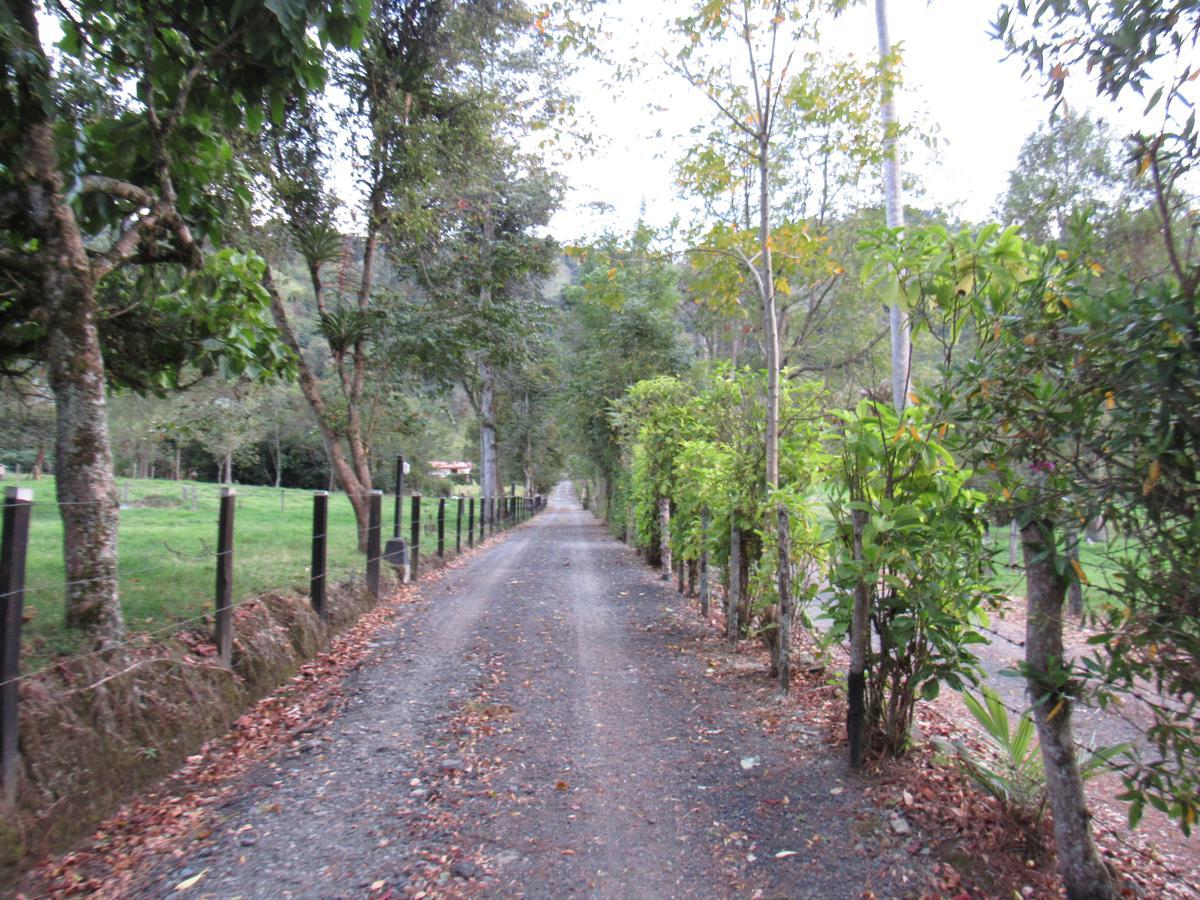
xmin=0 ymin=477 xmax=545 ymax=806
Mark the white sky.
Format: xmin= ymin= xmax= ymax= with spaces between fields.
xmin=549 ymin=0 xmax=1150 ymax=239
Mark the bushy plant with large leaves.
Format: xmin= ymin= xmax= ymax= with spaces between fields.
xmin=825 ymin=399 xmax=1001 ymax=756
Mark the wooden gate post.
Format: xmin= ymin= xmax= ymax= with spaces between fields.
xmin=215 ymin=488 xmax=236 ymax=667
xmin=1 ymin=486 xmax=32 ymax=805
xmin=366 ymin=490 xmax=382 ymax=598
xmin=410 ymin=494 xmax=421 ymax=579
xmin=310 ymin=491 xmax=328 ymax=620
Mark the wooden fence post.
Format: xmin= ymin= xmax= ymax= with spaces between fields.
xmin=456 ymin=496 xmax=464 ymax=553
xmin=410 ymin=494 xmax=421 ymax=579
xmin=310 ymin=491 xmax=328 ymax=620
xmin=215 ymin=487 xmax=235 ymax=667
xmin=699 ymin=507 xmax=710 ymax=618
xmin=468 ymin=497 xmax=475 ymax=547
xmin=1 ymin=486 xmax=32 ymax=805
xmin=366 ymin=490 xmax=382 ymax=598
xmin=437 ymin=497 xmax=446 ymax=559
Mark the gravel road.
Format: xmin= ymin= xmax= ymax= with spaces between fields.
xmin=116 ymin=482 xmax=932 ymax=899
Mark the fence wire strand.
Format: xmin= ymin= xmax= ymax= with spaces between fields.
xmin=4 ymin=497 xmax=536 ymax=692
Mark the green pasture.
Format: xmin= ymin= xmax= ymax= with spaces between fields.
xmin=6 ymin=476 xmax=493 ymax=665
xmin=984 ymin=524 xmax=1133 ymax=615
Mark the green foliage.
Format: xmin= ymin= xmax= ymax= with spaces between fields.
xmin=0 ymin=0 xmax=366 ymax=382
xmin=558 ymin=225 xmax=690 ymax=518
xmin=616 ymin=365 xmax=828 ymax=639
xmin=941 ymin=687 xmax=1047 ymax=828
xmin=882 ymin=213 xmax=1200 ymax=832
xmin=99 ymin=248 xmax=296 ymax=390
xmin=825 ymin=400 xmax=1002 ymax=756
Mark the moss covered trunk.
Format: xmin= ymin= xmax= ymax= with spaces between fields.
xmin=20 ymin=99 xmax=125 ymax=644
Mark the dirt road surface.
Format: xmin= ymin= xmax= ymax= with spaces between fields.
xmin=104 ymin=483 xmax=929 ymax=898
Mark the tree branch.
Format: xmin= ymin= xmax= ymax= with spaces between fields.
xmin=160 ymin=25 xmax=248 ymax=135
xmin=0 ymin=247 xmax=39 ymax=275
xmin=785 ymin=326 xmax=889 ymax=374
xmin=80 ymin=175 xmax=156 ymax=207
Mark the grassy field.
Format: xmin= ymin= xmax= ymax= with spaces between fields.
xmin=985 ymin=523 xmax=1131 ymax=614
xmin=6 ymin=476 xmax=494 ymax=665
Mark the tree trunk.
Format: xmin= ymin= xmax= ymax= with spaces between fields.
xmin=728 ymin=521 xmax=741 ymax=644
xmin=1065 ymin=524 xmax=1084 ymax=620
xmin=221 ymin=451 xmax=233 ymax=485
xmin=757 ymin=140 xmax=780 ymax=491
xmin=1009 ymin=518 xmax=1021 ymax=568
xmin=19 ymin=77 xmax=126 ymax=644
xmin=32 ymin=446 xmax=45 ymax=480
xmin=776 ymin=503 xmax=792 ymax=696
xmin=876 ymin=0 xmax=912 ymax=413
xmin=1021 ymin=520 xmax=1117 ymax=900
xmin=264 ymin=269 xmax=370 ymax=550
xmin=479 ymin=358 xmax=501 ymax=522
xmin=1085 ymin=516 xmax=1106 ymax=544
xmin=699 ymin=507 xmax=710 ymax=618
xmin=849 ymin=508 xmax=869 ymax=768
xmin=658 ymin=497 xmax=672 ymax=581
xmin=172 ymin=446 xmax=181 ymax=481
xmin=273 ymin=421 xmax=283 ymax=489
xmin=47 ymin=271 xmax=124 ymax=643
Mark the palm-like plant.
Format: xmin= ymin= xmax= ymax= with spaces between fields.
xmin=936 ymin=686 xmax=1129 ymax=844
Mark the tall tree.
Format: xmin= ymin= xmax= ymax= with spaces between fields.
xmin=675 ymin=0 xmax=886 ymax=691
xmin=260 ymin=0 xmax=453 ymax=547
xmin=560 ymin=224 xmax=691 ymax=519
xmin=993 ymin=4 xmax=1200 ymax=895
xmin=675 ymin=0 xmax=823 ymax=692
xmin=400 ymin=150 xmax=561 ymax=511
xmin=874 ymin=0 xmax=911 ymax=413
xmin=0 ymin=0 xmax=363 ymax=643
xmin=380 ymin=0 xmax=574 ymax=516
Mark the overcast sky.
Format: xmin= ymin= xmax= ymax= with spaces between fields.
xmin=549 ymin=0 xmax=1146 ymax=239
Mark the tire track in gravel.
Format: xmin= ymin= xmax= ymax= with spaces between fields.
xmin=449 ymin=486 xmax=925 ymax=899
xmin=122 ymin=519 xmax=547 ymax=898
